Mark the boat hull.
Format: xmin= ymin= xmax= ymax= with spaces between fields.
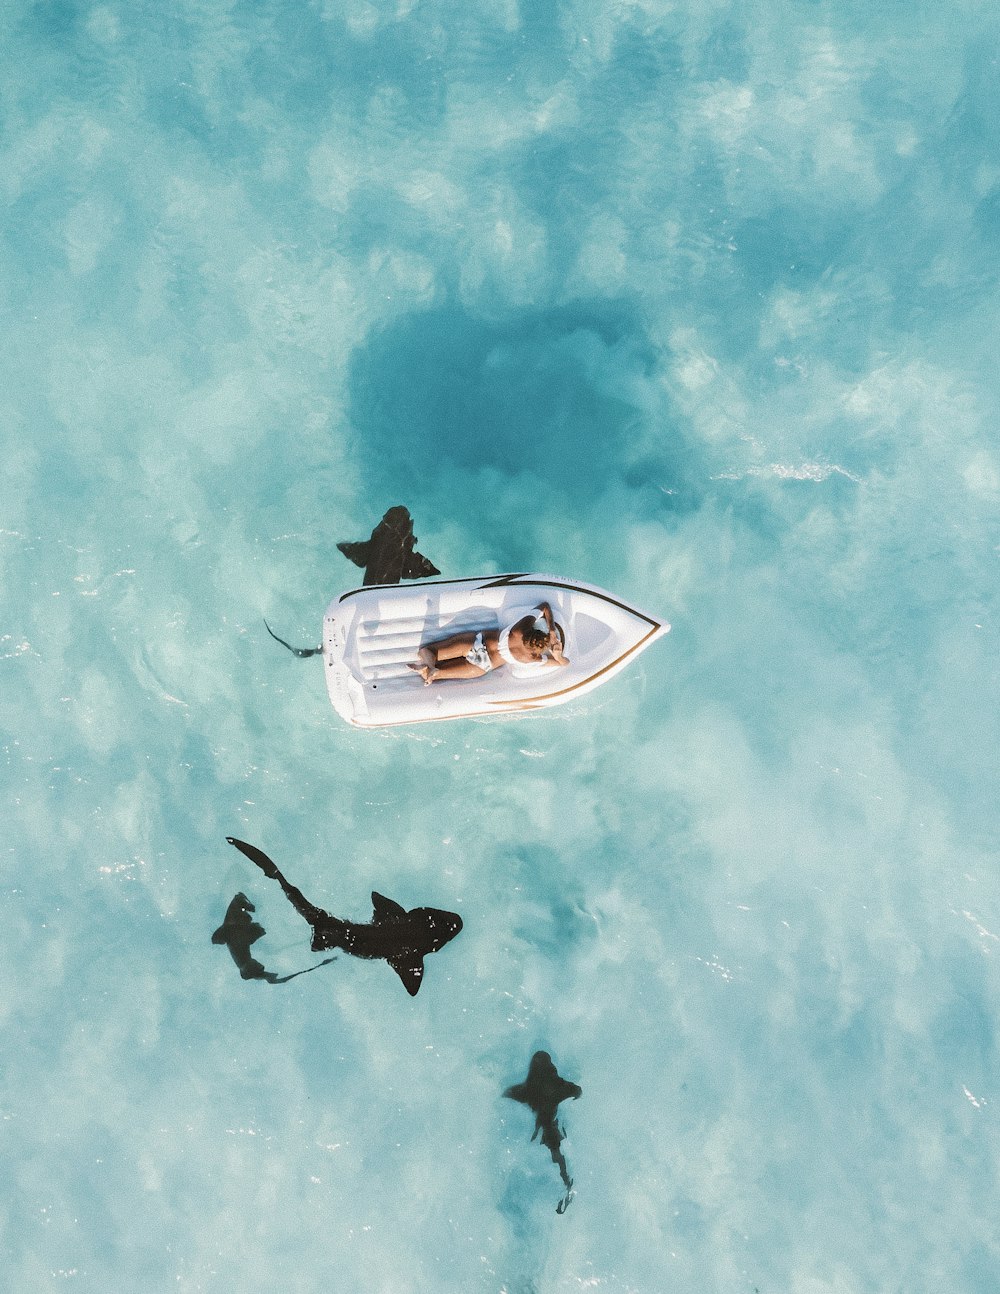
xmin=323 ymin=573 xmax=669 ymax=728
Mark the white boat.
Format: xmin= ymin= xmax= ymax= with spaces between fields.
xmin=322 ymin=573 xmax=669 ymax=728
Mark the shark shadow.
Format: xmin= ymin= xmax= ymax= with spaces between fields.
xmin=226 ymin=837 xmax=462 ymax=996
xmin=505 ymin=1050 xmax=582 ymax=1213
xmin=265 ymin=505 xmax=441 ymax=658
xmin=212 ymin=892 xmax=337 ymax=983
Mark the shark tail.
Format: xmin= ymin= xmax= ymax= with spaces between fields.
xmin=269 ymin=956 xmax=338 ymax=983
xmin=264 ymin=620 xmax=322 ymax=658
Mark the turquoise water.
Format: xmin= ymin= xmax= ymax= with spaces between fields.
xmin=3 ymin=1 xmax=999 ymax=1290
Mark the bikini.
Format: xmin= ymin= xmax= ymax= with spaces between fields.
xmin=465 ymin=632 xmax=493 ymax=673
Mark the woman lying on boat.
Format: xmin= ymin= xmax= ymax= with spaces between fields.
xmin=411 ymin=602 xmax=569 ymax=685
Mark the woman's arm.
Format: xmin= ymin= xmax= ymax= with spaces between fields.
xmin=535 ymin=603 xmax=569 ymax=664
xmin=535 ymin=602 xmax=554 ymax=630
xmin=548 ymin=638 xmax=569 ymax=666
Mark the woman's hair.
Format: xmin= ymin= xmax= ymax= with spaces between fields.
xmin=523 ymin=627 xmax=548 ymax=656
xmin=523 ymin=623 xmax=565 ymax=657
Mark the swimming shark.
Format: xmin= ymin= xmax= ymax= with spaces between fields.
xmin=504 ymin=1050 xmax=582 ymax=1213
xmin=265 ymin=505 xmax=441 ymax=658
xmin=226 ymin=837 xmax=463 ymax=996
xmin=212 ymin=892 xmax=337 ymax=983
xmin=337 ymin=505 xmax=441 ymax=586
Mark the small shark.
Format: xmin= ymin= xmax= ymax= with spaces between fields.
xmin=505 ymin=1050 xmax=582 ymax=1213
xmin=212 ymin=892 xmax=337 ymax=984
xmin=265 ymin=506 xmax=440 ymax=658
xmin=226 ymin=837 xmax=463 ymax=996
xmin=337 ymin=505 xmax=440 ymax=586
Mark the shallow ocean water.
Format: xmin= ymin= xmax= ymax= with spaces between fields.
xmin=2 ymin=1 xmax=999 ymax=1290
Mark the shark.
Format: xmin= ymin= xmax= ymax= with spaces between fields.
xmin=226 ymin=837 xmax=463 ymax=997
xmin=265 ymin=505 xmax=441 ymax=658
xmin=336 ymin=505 xmax=440 ymax=586
xmin=504 ymin=1050 xmax=582 ymax=1213
xmin=212 ymin=892 xmax=337 ymax=984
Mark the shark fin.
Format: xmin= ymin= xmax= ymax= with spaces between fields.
xmin=402 ymin=550 xmax=441 ymax=580
xmin=371 ymin=892 xmax=407 ymax=922
xmin=337 ymin=539 xmax=371 ymax=569
xmin=388 ymin=954 xmax=425 ymax=996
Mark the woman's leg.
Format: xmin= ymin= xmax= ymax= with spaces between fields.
xmin=409 ymin=632 xmax=485 ymax=683
xmin=424 ymin=657 xmax=488 ymax=681
xmin=410 ymin=654 xmax=489 ymax=684
xmin=423 ymin=633 xmax=480 ymax=663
